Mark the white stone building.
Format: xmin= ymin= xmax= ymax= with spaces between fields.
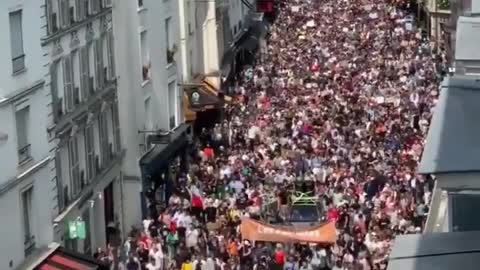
xmin=0 ymin=1 xmax=54 ymax=268
xmin=113 ymin=0 xmax=190 ymax=228
xmin=42 ymin=0 xmax=124 ymax=256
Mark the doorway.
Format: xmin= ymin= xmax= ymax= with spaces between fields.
xmin=103 ymin=182 xmax=115 ymax=245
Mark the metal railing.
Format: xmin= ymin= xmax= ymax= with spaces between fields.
xmin=18 ymin=144 xmax=31 ymax=163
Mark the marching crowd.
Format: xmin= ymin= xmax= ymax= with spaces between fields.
xmin=100 ymin=0 xmax=446 ymax=269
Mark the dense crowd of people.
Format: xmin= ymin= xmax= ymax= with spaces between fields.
xmin=111 ymin=0 xmax=446 ymax=269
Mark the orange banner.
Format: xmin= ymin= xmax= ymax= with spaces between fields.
xmin=240 ymin=218 xmax=337 ymax=244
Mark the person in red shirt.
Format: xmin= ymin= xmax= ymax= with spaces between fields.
xmin=327 ymin=206 xmax=339 ymax=222
xmin=274 ymin=243 xmax=285 ymax=268
xmin=203 ymin=144 xmax=214 ymax=159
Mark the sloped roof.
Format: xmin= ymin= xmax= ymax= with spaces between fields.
xmin=419 ymin=75 xmax=480 ymax=174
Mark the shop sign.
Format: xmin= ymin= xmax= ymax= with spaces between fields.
xmin=68 ymin=221 xmax=86 ymax=240
xmin=191 ymin=91 xmax=201 ymax=105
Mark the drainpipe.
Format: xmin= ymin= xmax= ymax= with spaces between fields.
xmin=178 ymin=0 xmax=189 ymax=83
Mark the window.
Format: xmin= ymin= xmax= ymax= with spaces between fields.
xmin=9 ymin=10 xmax=25 ymax=74
xmin=165 ymin=17 xmax=175 ymax=64
xmin=63 ymin=56 xmax=74 ymax=111
xmin=16 ymin=106 xmax=30 ymax=163
xmin=69 ymin=136 xmax=81 ymax=196
xmin=106 ymin=31 xmax=116 ymax=80
xmin=112 ymin=103 xmax=121 ymax=153
xmin=89 ymin=0 xmax=101 ymax=15
xmin=138 ymin=0 xmax=144 ymax=8
xmin=60 ymin=0 xmax=71 ymax=28
xmin=94 ymin=39 xmax=104 ymax=90
xmin=46 ymin=0 xmax=59 ymax=34
xmin=79 ymin=46 xmax=90 ymax=101
xmin=21 ymin=186 xmax=35 ymax=254
xmin=88 ymin=42 xmax=95 ymax=94
xmin=71 ymin=51 xmax=80 ymax=105
xmin=85 ymin=125 xmax=95 ymax=181
xmin=76 ymin=0 xmax=87 ymax=21
xmin=168 ymin=81 xmax=177 ymax=129
xmin=140 ymin=31 xmax=150 ymax=81
xmin=187 ymin=1 xmax=193 ymax=35
xmin=98 ymin=111 xmax=109 ymax=166
xmin=451 ymin=194 xmax=480 ymax=232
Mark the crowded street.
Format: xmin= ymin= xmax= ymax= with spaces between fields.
xmin=113 ymin=0 xmax=443 ymax=269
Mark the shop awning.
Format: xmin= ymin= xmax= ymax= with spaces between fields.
xmin=184 ymin=84 xmax=221 ymax=112
xmin=139 ymin=123 xmax=190 ymax=176
xmin=35 ymin=247 xmax=108 ymax=270
xmin=183 ymin=94 xmax=197 ymax=122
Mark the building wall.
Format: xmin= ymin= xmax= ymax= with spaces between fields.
xmin=114 ymin=0 xmax=183 ymax=232
xmin=0 ymin=0 xmax=45 ymax=96
xmin=0 ymin=0 xmax=54 ymax=268
xmin=0 ymin=164 xmax=53 ymax=269
xmin=229 ymin=0 xmax=249 ymax=38
xmin=40 ymin=0 xmax=124 ymax=255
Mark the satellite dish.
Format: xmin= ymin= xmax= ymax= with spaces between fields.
xmin=0 ymin=132 xmax=8 ymax=146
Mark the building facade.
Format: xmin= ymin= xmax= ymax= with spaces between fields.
xmin=0 ymin=0 xmax=55 ymax=268
xmin=42 ymin=0 xmax=124 ymax=255
xmin=113 ymin=0 xmax=189 ymax=228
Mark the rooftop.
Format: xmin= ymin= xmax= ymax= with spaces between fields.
xmin=419 ymin=75 xmax=480 ymax=174
xmin=388 ymin=231 xmax=480 ymax=270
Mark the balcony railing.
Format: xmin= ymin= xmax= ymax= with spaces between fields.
xmin=18 ymin=144 xmax=31 ymax=164
xmin=12 ymin=55 xmax=26 ymax=74
xmin=24 ymin=234 xmax=36 ymax=256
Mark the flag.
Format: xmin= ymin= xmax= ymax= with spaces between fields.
xmin=189 ymin=185 xmax=204 ymax=209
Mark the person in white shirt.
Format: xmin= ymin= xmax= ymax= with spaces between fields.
xmin=186 ymin=228 xmax=200 ymax=248
xmin=149 ymin=246 xmax=164 ymax=270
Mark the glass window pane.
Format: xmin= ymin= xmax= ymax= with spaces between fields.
xmin=451 ymin=194 xmax=480 ymax=232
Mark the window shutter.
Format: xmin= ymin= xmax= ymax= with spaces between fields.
xmin=47 ymin=0 xmax=54 ymax=34
xmin=61 ymin=0 xmax=70 ymax=27
xmin=95 ymin=39 xmax=104 ymax=89
xmin=63 ymin=56 xmax=74 ymax=111
xmin=75 ymin=0 xmax=81 ymax=20
xmin=80 ymin=47 xmax=90 ymax=100
xmin=107 ymin=32 xmax=115 ymax=80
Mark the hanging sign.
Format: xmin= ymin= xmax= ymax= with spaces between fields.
xmin=77 ymin=221 xmax=86 ymax=240
xmin=191 ymin=91 xmax=201 ymax=105
xmin=68 ymin=221 xmax=78 ymax=239
xmin=68 ymin=221 xmax=86 ymax=240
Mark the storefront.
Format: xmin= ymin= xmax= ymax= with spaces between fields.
xmin=220 ymin=13 xmax=270 ymax=93
xmin=52 ymin=165 xmax=123 ymax=257
xmin=22 ymin=243 xmax=109 ymax=270
xmin=138 ymin=124 xmax=192 ymax=219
